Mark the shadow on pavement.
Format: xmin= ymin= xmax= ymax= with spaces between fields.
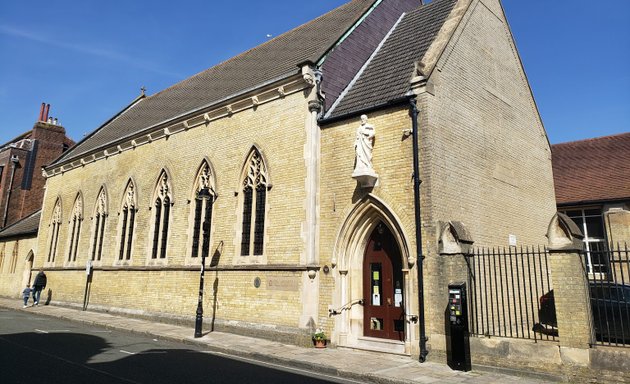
xmin=0 ymin=331 xmax=332 ymax=384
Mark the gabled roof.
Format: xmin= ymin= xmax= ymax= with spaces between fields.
xmin=0 ymin=210 xmax=41 ymax=240
xmin=53 ymin=0 xmax=378 ymax=165
xmin=327 ymin=0 xmax=458 ymax=119
xmin=552 ymin=133 xmax=630 ymax=205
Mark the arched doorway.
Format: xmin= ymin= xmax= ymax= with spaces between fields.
xmin=21 ymin=251 xmax=34 ymax=288
xmin=363 ymin=222 xmax=404 ymax=341
xmin=332 ymin=195 xmax=413 ymax=354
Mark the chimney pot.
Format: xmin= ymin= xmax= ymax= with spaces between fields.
xmin=48 ymin=117 xmax=53 ymax=123
xmin=44 ymin=104 xmax=51 ymax=121
xmin=39 ymin=103 xmax=45 ymax=121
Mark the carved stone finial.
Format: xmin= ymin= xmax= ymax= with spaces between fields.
xmin=438 ymin=221 xmax=474 ymax=255
xmin=308 ymin=100 xmax=322 ymax=113
xmin=547 ymin=212 xmax=584 ymax=251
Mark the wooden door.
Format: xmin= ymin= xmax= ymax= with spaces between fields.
xmin=363 ymin=223 xmax=404 ymax=341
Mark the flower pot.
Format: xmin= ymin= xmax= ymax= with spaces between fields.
xmin=314 ymin=339 xmax=327 ymax=348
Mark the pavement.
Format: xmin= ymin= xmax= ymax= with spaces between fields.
xmin=0 ymin=297 xmax=558 ymax=384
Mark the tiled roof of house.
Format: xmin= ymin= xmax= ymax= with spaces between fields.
xmin=328 ymin=0 xmax=457 ymax=118
xmin=54 ymin=0 xmax=378 ymax=165
xmin=552 ymin=132 xmax=630 ymax=205
xmin=0 ymin=210 xmax=40 ymax=239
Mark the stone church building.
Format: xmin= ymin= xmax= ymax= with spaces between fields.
xmin=6 ymin=0 xmax=557 ymax=362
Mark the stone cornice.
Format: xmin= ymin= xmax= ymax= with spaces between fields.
xmin=44 ymin=73 xmax=314 ymax=178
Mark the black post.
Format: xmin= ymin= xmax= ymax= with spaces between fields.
xmin=194 ymin=221 xmax=209 ymax=337
xmin=83 ymin=260 xmax=92 ymax=311
xmin=409 ymin=97 xmax=428 ymax=362
xmin=194 ymin=187 xmax=212 ymax=338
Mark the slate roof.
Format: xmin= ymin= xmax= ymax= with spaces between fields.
xmin=552 ymin=133 xmax=630 ymax=205
xmin=327 ymin=0 xmax=457 ymax=118
xmin=0 ymin=210 xmax=41 ymax=240
xmin=54 ymin=0 xmax=378 ymax=165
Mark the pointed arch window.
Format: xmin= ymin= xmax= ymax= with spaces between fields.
xmin=119 ymin=181 xmax=136 ymax=261
xmin=240 ymin=150 xmax=268 ymax=256
xmin=151 ymin=172 xmax=172 ymax=259
xmin=191 ymin=162 xmax=216 ymax=259
xmin=9 ymin=241 xmax=18 ymax=273
xmin=48 ymin=199 xmax=62 ymax=262
xmin=67 ymin=194 xmax=83 ymax=262
xmin=91 ymin=188 xmax=108 ymax=261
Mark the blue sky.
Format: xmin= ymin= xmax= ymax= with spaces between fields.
xmin=0 ymin=0 xmax=628 ymax=146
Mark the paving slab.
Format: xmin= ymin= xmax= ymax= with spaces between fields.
xmin=0 ymin=297 xmax=557 ymax=384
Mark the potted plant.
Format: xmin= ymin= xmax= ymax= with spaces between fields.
xmin=313 ymin=328 xmax=327 ymax=348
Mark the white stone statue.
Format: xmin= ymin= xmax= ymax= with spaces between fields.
xmin=352 ymin=115 xmax=378 ymax=187
xmin=353 ymin=115 xmax=376 ymax=175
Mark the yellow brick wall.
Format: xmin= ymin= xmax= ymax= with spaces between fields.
xmin=34 ymin=91 xmax=310 ymax=329
xmin=0 ymin=236 xmax=38 ymax=298
xmin=421 ymin=0 xmax=557 ymax=351
xmin=319 ymin=106 xmax=418 ymax=338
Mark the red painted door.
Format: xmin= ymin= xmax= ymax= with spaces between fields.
xmin=363 ymin=223 xmax=404 ymax=341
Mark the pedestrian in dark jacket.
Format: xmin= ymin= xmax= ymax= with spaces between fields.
xmin=22 ymin=285 xmax=32 ymax=307
xmin=32 ymin=269 xmax=47 ymax=305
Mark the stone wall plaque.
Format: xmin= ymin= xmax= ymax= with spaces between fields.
xmin=267 ymin=277 xmax=299 ymax=291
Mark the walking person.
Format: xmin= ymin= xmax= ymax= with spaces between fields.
xmin=32 ymin=269 xmax=47 ymax=306
xmin=22 ymin=285 xmax=32 ymax=308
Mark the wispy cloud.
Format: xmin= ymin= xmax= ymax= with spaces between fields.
xmin=0 ymin=25 xmax=183 ymax=79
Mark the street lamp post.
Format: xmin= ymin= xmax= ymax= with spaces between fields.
xmin=194 ymin=187 xmax=212 ymax=338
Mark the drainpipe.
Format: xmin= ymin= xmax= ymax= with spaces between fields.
xmin=2 ymin=155 xmax=20 ymax=228
xmin=409 ymin=97 xmax=428 ymax=363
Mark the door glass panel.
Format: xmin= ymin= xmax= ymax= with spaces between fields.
xmin=394 ymin=280 xmax=403 ymax=307
xmin=371 ymin=263 xmax=382 ymax=306
xmin=370 ymin=317 xmax=383 ymax=330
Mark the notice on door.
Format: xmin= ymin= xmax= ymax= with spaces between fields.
xmin=394 ymin=288 xmax=402 ymax=307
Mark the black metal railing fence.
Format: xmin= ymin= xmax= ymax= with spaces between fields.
xmin=587 ymin=242 xmax=630 ymax=347
xmin=467 ymin=246 xmax=557 ymax=342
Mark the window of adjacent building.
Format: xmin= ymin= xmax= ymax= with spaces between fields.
xmin=119 ymin=181 xmax=136 ymax=261
xmin=91 ymin=188 xmax=107 ymax=261
xmin=191 ymin=162 xmax=216 ymax=259
xmin=67 ymin=194 xmax=83 ymax=262
xmin=151 ymin=172 xmax=171 ymax=260
xmin=240 ymin=149 xmax=268 ymax=257
xmin=47 ymin=199 xmax=62 ymax=262
xmin=561 ymin=207 xmax=607 ymax=273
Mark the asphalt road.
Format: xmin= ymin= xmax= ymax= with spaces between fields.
xmin=0 ymin=308 xmax=360 ymax=384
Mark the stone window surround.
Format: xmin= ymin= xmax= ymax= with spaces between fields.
xmin=148 ymin=170 xmax=173 ymax=265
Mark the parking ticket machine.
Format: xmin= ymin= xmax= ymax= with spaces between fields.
xmin=446 ymin=282 xmax=471 ymax=371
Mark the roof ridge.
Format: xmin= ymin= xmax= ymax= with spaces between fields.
xmin=149 ymin=0 xmax=376 ymax=101
xmin=552 ymin=131 xmax=630 ymax=146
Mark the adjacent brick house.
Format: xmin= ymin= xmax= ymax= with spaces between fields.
xmin=0 ymin=104 xmax=74 ymax=229
xmin=552 ymin=132 xmax=630 ymax=272
xmin=2 ymin=0 xmax=557 ymax=367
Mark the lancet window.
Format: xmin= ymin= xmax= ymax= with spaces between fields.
xmin=240 ymin=149 xmax=268 ymax=256
xmin=67 ymin=194 xmax=83 ymax=262
xmin=191 ymin=162 xmax=216 ymax=259
xmin=91 ymin=188 xmax=107 ymax=261
xmin=47 ymin=199 xmax=62 ymax=262
xmin=119 ymin=181 xmax=136 ymax=261
xmin=151 ymin=172 xmax=172 ymax=259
